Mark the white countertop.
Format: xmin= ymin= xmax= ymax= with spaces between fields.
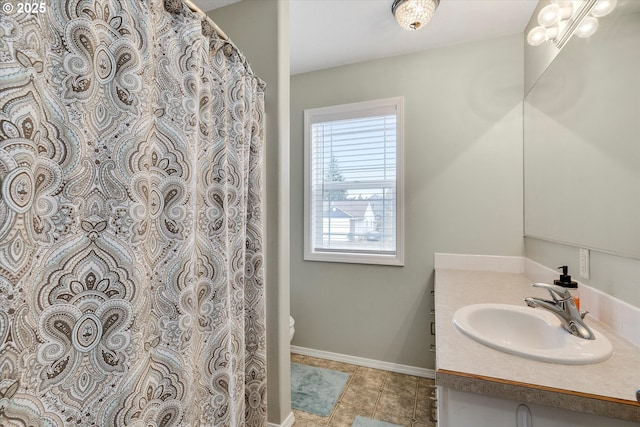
xmin=435 ymin=269 xmax=640 ymax=421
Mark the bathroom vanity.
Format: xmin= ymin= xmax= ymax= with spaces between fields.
xmin=434 ymin=268 xmax=640 ymax=427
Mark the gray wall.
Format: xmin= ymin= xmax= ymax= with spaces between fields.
xmin=210 ymin=1 xmax=291 ymax=424
xmin=291 ymin=34 xmax=525 ymax=370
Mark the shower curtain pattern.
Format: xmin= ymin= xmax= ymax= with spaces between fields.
xmin=0 ymin=0 xmax=266 ymax=425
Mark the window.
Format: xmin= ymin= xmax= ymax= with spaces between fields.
xmin=304 ymin=97 xmax=404 ymax=266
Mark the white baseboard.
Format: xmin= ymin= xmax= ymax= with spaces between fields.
xmin=290 ymin=345 xmax=435 ymax=379
xmin=268 ymin=411 xmax=295 ymax=427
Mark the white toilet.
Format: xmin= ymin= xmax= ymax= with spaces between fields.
xmin=289 ymin=316 xmax=295 ymax=343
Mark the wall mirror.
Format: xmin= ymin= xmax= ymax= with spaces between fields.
xmin=524 ymin=2 xmax=640 ymax=259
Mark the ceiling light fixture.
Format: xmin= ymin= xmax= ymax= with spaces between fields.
xmin=527 ymin=0 xmax=617 ymax=48
xmin=392 ymin=0 xmax=440 ymax=31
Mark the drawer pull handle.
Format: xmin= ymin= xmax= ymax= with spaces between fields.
xmin=428 ymin=390 xmax=438 ymax=423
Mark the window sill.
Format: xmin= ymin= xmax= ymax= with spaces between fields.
xmin=304 ymin=251 xmax=404 ymax=266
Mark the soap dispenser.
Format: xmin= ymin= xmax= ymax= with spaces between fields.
xmin=554 ymin=266 xmax=580 ymax=310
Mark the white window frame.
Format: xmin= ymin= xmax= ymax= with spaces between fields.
xmin=303 ymin=97 xmax=405 ymax=266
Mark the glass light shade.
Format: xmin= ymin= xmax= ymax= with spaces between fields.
xmin=575 ymin=16 xmax=599 ymax=38
xmin=538 ymin=5 xmax=560 ymax=26
xmin=590 ymin=0 xmax=617 ymax=18
xmin=527 ymin=25 xmax=558 ymax=46
xmin=538 ymin=4 xmax=572 ymax=27
xmin=392 ymin=0 xmax=440 ymax=31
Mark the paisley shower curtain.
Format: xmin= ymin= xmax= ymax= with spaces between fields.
xmin=0 ymin=0 xmax=266 ymax=425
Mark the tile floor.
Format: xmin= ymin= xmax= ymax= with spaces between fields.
xmin=291 ymin=353 xmax=436 ymax=427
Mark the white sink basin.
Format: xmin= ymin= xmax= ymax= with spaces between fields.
xmin=452 ymin=303 xmax=613 ymax=365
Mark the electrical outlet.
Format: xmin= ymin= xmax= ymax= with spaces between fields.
xmin=579 ymin=248 xmax=590 ymax=279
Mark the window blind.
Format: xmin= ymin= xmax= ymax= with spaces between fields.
xmin=310 ymin=109 xmax=398 ymax=255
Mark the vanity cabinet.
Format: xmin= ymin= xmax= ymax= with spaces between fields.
xmin=436 ymin=387 xmax=640 ymax=427
xmin=434 ymin=268 xmax=640 ymax=426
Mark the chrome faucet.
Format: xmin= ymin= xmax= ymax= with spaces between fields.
xmin=524 ymin=282 xmax=595 ymax=340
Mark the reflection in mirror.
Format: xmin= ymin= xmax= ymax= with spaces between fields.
xmin=524 ymin=3 xmax=640 ymax=259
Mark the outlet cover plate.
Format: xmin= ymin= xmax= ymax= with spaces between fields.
xmin=579 ymin=248 xmax=590 ymax=279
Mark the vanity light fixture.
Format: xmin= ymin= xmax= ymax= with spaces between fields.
xmin=392 ymin=0 xmax=440 ymax=31
xmin=527 ymin=0 xmax=617 ymax=48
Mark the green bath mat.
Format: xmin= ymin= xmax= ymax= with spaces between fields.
xmin=290 ymin=362 xmax=349 ymax=416
xmin=352 ymin=416 xmax=403 ymax=427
